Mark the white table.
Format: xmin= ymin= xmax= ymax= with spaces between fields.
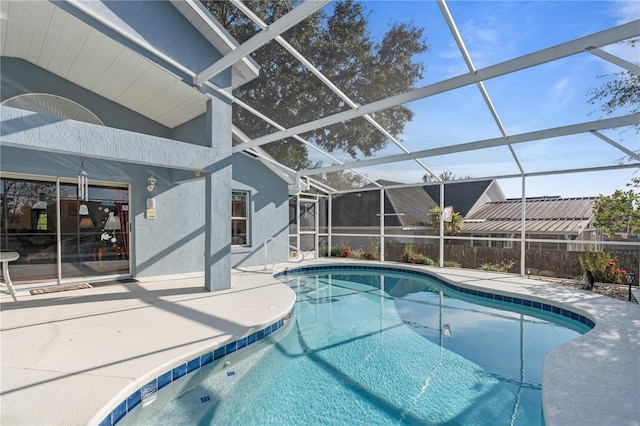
xmin=1 ymin=251 xmax=20 ymax=302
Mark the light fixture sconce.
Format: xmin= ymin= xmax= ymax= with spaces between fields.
xmin=147 ymin=175 xmax=156 ymax=192
xmin=78 ymin=159 xmax=89 ymax=215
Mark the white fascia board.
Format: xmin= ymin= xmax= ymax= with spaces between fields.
xmin=175 ymin=0 xmax=260 ymax=86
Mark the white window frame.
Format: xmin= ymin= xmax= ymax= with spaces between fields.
xmin=231 ymin=190 xmax=250 ymax=247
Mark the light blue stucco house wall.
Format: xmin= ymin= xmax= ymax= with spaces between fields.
xmin=0 ymin=0 xmax=289 ymax=290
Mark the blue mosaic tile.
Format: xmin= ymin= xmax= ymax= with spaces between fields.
xmin=172 ymin=364 xmax=187 ymax=381
xmin=237 ymin=337 xmax=247 ymax=350
xmin=247 ymin=332 xmax=257 ymax=345
xmin=112 ymin=401 xmax=127 ymax=425
xmin=127 ymin=390 xmax=142 ymax=412
xmin=201 ymin=351 xmax=213 ymax=366
xmin=533 ymin=301 xmax=541 ymax=309
xmin=141 ymin=379 xmax=157 ymax=403
xmin=106 ymin=311 xmax=292 ymax=426
xmin=201 ymin=396 xmax=211 ymax=403
xmin=187 ymin=357 xmax=200 ymax=373
xmin=214 ymin=347 xmax=225 ymax=360
xmin=99 ymin=414 xmax=112 ymax=426
xmin=543 ymin=304 xmax=552 ymax=312
xmin=225 ymin=341 xmax=237 ymax=355
xmin=523 ymin=299 xmax=532 ymax=307
xmin=158 ymin=371 xmax=172 ymax=390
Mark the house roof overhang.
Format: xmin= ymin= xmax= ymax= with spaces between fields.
xmin=0 ymin=0 xmax=259 ymax=129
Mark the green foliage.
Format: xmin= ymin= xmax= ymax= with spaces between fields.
xmin=587 ymin=37 xmax=639 ymax=134
xmin=330 ymin=242 xmax=379 ymax=260
xmin=442 ymin=260 xmax=461 ymax=268
xmin=579 ymin=252 xmax=627 ymax=284
xmin=593 ymin=178 xmax=640 ymax=238
xmin=400 ymin=244 xmax=434 ymax=265
xmin=204 ymin=0 xmax=428 ymax=169
xmin=481 ymin=260 xmax=515 ymax=273
xmin=429 ymin=206 xmax=463 ymax=236
xmin=422 ymin=170 xmax=472 ymax=183
xmin=331 ymin=243 xmax=351 ymax=257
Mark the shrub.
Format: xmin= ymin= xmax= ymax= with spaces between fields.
xmin=443 ymin=260 xmax=461 ymax=268
xmin=579 ymin=252 xmax=627 ymax=284
xmin=401 ymin=244 xmax=434 ymax=265
xmin=481 ymin=260 xmax=515 ymax=273
xmin=331 ymin=243 xmax=353 ymax=257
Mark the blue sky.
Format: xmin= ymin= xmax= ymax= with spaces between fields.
xmin=310 ymin=1 xmax=639 ymax=198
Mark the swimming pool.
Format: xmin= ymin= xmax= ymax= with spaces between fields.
xmin=120 ymin=266 xmax=590 ymax=425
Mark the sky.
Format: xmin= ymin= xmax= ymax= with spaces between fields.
xmin=306 ymin=0 xmax=639 ymax=198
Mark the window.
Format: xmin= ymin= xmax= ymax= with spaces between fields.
xmin=231 ymin=191 xmax=249 ymax=246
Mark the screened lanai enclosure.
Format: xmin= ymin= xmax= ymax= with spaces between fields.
xmin=1 ymin=0 xmax=638 ymax=285
xmin=217 ymin=1 xmax=639 ymax=281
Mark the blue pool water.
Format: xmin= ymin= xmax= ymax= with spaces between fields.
xmin=125 ymin=268 xmax=589 ymax=425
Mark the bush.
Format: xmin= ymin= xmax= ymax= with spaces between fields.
xmin=401 ymin=244 xmax=434 ymax=265
xmin=330 ymin=243 xmax=353 ymax=258
xmin=481 ymin=260 xmax=515 ymax=273
xmin=443 ymin=260 xmax=461 ymax=268
xmin=579 ymin=252 xmax=627 ymax=284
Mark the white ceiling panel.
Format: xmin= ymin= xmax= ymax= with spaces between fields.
xmin=1 ymin=0 xmax=211 ymax=129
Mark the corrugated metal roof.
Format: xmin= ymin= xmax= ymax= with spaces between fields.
xmin=463 ymin=197 xmax=596 ymax=234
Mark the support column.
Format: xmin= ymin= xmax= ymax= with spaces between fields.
xmin=204 ymin=94 xmax=232 ymax=291
xmin=520 ymin=177 xmax=527 ymax=276
xmin=439 ymin=183 xmax=445 ymax=267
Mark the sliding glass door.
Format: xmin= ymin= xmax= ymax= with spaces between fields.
xmin=1 ymin=176 xmax=130 ymax=284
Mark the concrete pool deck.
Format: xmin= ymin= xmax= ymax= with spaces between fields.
xmin=1 ymin=259 xmax=638 ymax=425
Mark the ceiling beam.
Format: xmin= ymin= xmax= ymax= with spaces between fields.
xmin=193 ymin=0 xmax=330 ymax=86
xmin=234 ymin=20 xmax=640 ymax=152
xmin=294 ymin=114 xmax=640 ymax=176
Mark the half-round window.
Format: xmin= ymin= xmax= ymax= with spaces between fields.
xmin=2 ymin=93 xmax=104 ymax=125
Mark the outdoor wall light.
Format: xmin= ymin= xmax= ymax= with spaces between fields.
xmin=147 ymin=174 xmax=156 ymax=192
xmin=78 ymin=158 xmax=89 ymax=215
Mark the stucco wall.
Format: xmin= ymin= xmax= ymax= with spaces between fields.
xmin=231 ymin=153 xmax=289 ymax=268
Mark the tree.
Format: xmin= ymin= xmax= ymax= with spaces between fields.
xmin=593 ymin=177 xmax=640 ymax=238
xmin=587 ymin=37 xmax=640 ymax=136
xmin=423 ymin=170 xmax=472 ymax=183
xmin=428 ymin=206 xmax=463 ymax=236
xmin=204 ymin=0 xmax=428 ymax=170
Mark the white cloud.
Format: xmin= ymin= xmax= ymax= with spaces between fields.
xmin=613 ymin=0 xmax=640 ymax=25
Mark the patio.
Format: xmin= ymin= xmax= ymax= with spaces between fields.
xmin=1 ymin=259 xmax=638 ymax=426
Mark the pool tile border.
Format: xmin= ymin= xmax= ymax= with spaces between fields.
xmin=275 ymin=264 xmax=595 ymax=329
xmin=98 ymin=313 xmax=291 ymax=426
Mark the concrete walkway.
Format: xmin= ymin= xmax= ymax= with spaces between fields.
xmin=1 ymin=268 xmax=295 ymax=426
xmin=1 ymin=260 xmax=639 ymax=426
